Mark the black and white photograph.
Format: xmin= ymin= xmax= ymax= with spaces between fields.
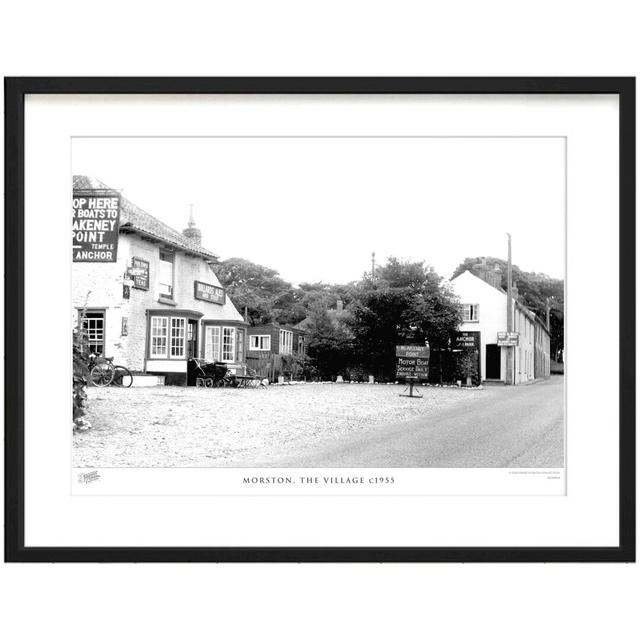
xmin=2 ymin=3 xmax=639 ymax=637
xmin=71 ymin=136 xmax=565 ymax=473
xmin=7 ymin=77 xmax=632 ymax=564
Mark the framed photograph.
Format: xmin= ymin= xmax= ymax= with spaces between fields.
xmin=4 ymin=77 xmax=635 ymax=562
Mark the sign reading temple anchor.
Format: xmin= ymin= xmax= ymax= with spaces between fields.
xmin=72 ymin=191 xmax=120 ymax=262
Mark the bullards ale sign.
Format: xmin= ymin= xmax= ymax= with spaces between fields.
xmin=194 ymin=281 xmax=226 ymax=305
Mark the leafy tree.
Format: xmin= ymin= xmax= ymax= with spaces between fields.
xmin=215 ymin=259 xmax=359 ymax=327
xmin=350 ymin=258 xmax=462 ymax=380
xmin=305 ymin=303 xmax=354 ymax=380
xmin=214 ymin=258 xmax=296 ymax=325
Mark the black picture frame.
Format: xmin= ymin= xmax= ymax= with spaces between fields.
xmin=4 ymin=77 xmax=635 ymax=563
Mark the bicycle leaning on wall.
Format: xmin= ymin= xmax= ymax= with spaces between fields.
xmin=88 ymin=353 xmax=133 ymax=388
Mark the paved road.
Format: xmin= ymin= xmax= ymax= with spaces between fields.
xmin=270 ymin=376 xmax=565 ymax=468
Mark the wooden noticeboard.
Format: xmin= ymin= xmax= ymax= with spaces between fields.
xmin=395 ymin=344 xmax=430 ymax=381
xmin=497 ymin=331 xmax=519 ymax=347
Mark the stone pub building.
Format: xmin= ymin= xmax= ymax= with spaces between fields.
xmin=72 ymin=176 xmax=247 ymax=384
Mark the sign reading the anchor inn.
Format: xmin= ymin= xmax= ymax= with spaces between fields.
xmin=194 ymin=281 xmax=226 ymax=305
xmin=395 ymin=344 xmax=430 ymax=380
xmin=72 ymin=192 xmax=120 ymax=262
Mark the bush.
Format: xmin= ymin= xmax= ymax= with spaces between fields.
xmin=73 ymin=312 xmax=92 ymax=430
xmin=280 ymin=353 xmax=308 ymax=380
xmin=455 ymin=350 xmax=480 ymax=386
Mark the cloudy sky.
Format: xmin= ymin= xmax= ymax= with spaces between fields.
xmin=72 ymin=136 xmax=565 ymax=284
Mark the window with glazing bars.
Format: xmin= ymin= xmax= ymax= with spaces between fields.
xmin=151 ymin=316 xmax=169 ymax=357
xmin=170 ymin=318 xmax=185 ymax=357
xmin=462 ymin=304 xmax=479 ymax=322
xmin=81 ymin=311 xmax=105 ymax=354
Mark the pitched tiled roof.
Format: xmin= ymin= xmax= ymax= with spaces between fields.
xmin=248 ymin=322 xmax=308 ymax=334
xmin=73 ymin=176 xmax=218 ymax=261
xmin=453 ymin=270 xmax=550 ymax=335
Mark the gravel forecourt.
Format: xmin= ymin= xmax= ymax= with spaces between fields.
xmin=74 ymin=383 xmax=491 ymax=467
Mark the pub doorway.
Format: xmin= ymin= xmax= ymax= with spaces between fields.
xmin=187 ymin=319 xmax=198 ymax=359
xmin=485 ymin=344 xmax=501 ymax=380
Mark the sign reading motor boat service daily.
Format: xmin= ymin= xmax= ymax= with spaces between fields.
xmin=395 ymin=344 xmax=430 ymax=380
xmin=497 ymin=331 xmax=520 ymax=347
xmin=72 ymin=192 xmax=120 ymax=262
xmin=194 ymin=281 xmax=226 ymax=305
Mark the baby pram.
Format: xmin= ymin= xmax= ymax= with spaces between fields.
xmin=188 ymin=358 xmax=231 ymax=388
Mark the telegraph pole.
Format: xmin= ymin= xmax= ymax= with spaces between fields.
xmin=505 ymin=233 xmax=514 ymax=385
xmin=371 ymin=251 xmax=376 ymax=281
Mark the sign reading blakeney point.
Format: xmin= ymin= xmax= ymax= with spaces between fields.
xmin=194 ymin=281 xmax=226 ymax=305
xmin=72 ymin=192 xmax=120 ymax=262
xmin=395 ymin=344 xmax=430 ymax=380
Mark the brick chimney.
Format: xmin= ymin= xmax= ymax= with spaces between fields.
xmin=473 ymin=258 xmax=503 ymax=290
xmin=484 ymin=264 xmax=502 ymax=289
xmin=183 ymin=204 xmax=202 ymax=246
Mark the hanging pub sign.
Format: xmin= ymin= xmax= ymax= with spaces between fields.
xmin=72 ymin=191 xmax=120 ymax=262
xmin=194 ymin=281 xmax=226 ymax=305
xmin=454 ymin=331 xmax=480 ymax=352
xmin=497 ymin=331 xmax=520 ymax=347
xmin=395 ymin=344 xmax=430 ymax=380
xmin=128 ymin=257 xmax=150 ymax=290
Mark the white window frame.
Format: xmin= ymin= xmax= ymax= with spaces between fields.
xmin=150 ymin=315 xmax=187 ymax=359
xmin=204 ymin=325 xmax=239 ymax=362
xmin=204 ymin=325 xmax=221 ymax=362
xmin=249 ymin=334 xmax=271 ymax=351
xmin=150 ymin=316 xmax=169 ymax=358
xmin=80 ymin=309 xmax=105 ymax=355
xmin=462 ymin=303 xmax=479 ymax=322
xmin=170 ymin=317 xmax=186 ymax=359
xmin=221 ymin=327 xmax=236 ymax=363
xmin=279 ymin=329 xmax=293 ymax=355
xmin=236 ymin=329 xmax=244 ymax=363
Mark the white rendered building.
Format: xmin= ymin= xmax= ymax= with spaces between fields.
xmin=450 ymin=270 xmax=551 ymax=384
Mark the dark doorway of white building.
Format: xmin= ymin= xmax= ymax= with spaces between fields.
xmin=485 ymin=344 xmax=501 ymax=380
xmin=187 ymin=319 xmax=198 ymax=359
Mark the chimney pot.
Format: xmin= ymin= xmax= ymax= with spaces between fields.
xmin=183 ymin=205 xmax=202 ymax=246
